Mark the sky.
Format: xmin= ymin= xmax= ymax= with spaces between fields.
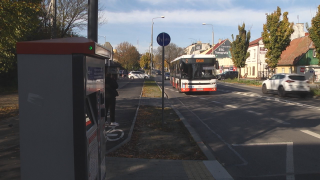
xmin=78 ymin=0 xmax=319 ymax=54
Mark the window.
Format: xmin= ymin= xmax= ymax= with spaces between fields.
xmin=253 ymin=49 xmax=256 ymax=59
xmin=282 ymin=68 xmax=285 ymax=73
xmin=270 ymin=75 xmax=277 ymax=80
xmin=252 ymin=66 xmax=255 ymax=76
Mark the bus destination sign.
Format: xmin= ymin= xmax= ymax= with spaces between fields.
xmin=196 ymin=59 xmax=204 ymax=63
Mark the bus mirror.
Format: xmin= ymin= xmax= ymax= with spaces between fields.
xmin=215 ymin=61 xmax=219 ymax=69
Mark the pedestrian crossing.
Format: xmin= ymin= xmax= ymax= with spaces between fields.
xmin=164 ymin=86 xmax=320 ymax=110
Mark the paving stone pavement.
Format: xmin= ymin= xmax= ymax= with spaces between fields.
xmin=106 ymin=157 xmax=216 ymax=180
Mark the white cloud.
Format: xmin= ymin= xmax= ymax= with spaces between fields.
xmin=103 ymin=6 xmax=316 ymax=28
xmin=104 ymin=8 xmax=266 ymax=27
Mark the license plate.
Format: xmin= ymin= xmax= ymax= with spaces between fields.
xmin=197 ymin=88 xmax=203 ymax=91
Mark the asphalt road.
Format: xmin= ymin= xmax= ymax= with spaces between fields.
xmin=155 ymin=75 xmax=320 ymax=180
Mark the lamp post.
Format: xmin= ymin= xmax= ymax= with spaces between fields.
xmin=202 ymin=23 xmax=214 ymax=54
xmin=150 ymin=16 xmax=165 ymax=75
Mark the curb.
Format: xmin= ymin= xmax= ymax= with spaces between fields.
xmin=171 ymin=105 xmax=234 ymax=180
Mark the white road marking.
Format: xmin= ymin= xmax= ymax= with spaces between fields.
xmin=225 ymin=105 xmax=238 ymax=109
xmin=233 ymin=142 xmax=294 ymax=180
xmin=212 ymin=101 xmax=221 ymax=103
xmin=270 ymin=118 xmax=290 ymax=125
xmin=177 ymin=99 xmax=248 ymax=166
xmin=246 ymin=110 xmax=262 ymax=116
xmin=300 ymin=130 xmax=320 ymax=140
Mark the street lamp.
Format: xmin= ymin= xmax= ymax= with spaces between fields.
xmin=150 ymin=16 xmax=165 ymax=75
xmin=202 ymin=23 xmax=214 ymax=55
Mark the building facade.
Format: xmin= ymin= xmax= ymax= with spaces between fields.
xmin=239 ymin=37 xmax=268 ymax=79
xmin=185 ymin=41 xmax=211 ymax=55
xmin=277 ymin=36 xmax=319 ymax=82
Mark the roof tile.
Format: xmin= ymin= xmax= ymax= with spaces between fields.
xmin=278 ymin=36 xmax=313 ymax=65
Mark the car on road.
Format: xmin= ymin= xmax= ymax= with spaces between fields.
xmin=261 ymin=73 xmax=310 ymax=97
xmin=128 ymin=71 xmax=150 ymax=79
xmin=164 ymin=72 xmax=170 ymax=80
xmin=217 ymin=71 xmax=238 ymax=80
xmin=152 ymin=69 xmax=161 ymax=75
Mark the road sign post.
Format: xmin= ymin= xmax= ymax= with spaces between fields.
xmin=157 ymin=32 xmax=171 ymax=126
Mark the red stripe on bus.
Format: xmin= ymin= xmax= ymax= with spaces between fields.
xmin=181 ymin=88 xmax=216 ymax=92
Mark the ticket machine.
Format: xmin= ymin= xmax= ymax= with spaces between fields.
xmin=17 ymin=37 xmax=110 ymax=180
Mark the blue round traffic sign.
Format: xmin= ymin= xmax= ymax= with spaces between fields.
xmin=157 ymin=32 xmax=171 ymax=46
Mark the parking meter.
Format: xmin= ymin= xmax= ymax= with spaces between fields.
xmin=17 ymin=37 xmax=110 ymax=180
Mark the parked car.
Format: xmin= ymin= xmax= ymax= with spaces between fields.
xmin=261 ymin=73 xmax=310 ymax=97
xmin=164 ymin=72 xmax=170 ymax=80
xmin=217 ymin=71 xmax=238 ymax=80
xmin=128 ymin=71 xmax=150 ymax=79
xmin=152 ymin=69 xmax=161 ymax=75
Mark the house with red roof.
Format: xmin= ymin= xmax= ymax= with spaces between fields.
xmin=276 ymin=35 xmax=319 ymax=82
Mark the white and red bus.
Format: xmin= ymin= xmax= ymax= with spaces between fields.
xmin=170 ymin=55 xmax=219 ymax=93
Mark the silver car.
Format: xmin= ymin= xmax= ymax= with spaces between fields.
xmin=128 ymin=71 xmax=150 ymax=79
xmin=262 ymin=73 xmax=310 ymax=97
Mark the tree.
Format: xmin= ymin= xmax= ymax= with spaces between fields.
xmin=114 ymin=42 xmax=140 ymax=71
xmin=0 ymin=0 xmax=41 ymax=74
xmin=306 ymin=5 xmax=320 ymax=65
xmin=41 ymin=0 xmax=106 ymax=38
xmin=155 ymin=43 xmax=184 ymax=70
xmin=262 ymin=6 xmax=294 ymax=74
xmin=140 ymin=52 xmax=151 ymax=71
xmin=230 ymin=23 xmax=251 ymax=80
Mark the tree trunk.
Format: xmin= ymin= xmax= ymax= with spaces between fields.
xmin=238 ymin=67 xmax=241 ymax=81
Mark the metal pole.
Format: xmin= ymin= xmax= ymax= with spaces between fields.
xmin=212 ymin=26 xmax=214 ymax=55
xmin=162 ymin=44 xmax=164 ymax=126
xmin=88 ymin=0 xmax=98 ymax=42
xmin=53 ymin=0 xmax=57 ymax=38
xmin=150 ymin=21 xmax=153 ymax=76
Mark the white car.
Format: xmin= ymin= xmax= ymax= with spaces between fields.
xmin=262 ymin=73 xmax=310 ymax=98
xmin=128 ymin=71 xmax=150 ymax=79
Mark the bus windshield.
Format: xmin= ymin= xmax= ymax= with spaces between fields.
xmin=181 ymin=63 xmax=217 ymax=80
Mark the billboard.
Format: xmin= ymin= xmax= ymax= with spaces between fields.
xmin=214 ymin=40 xmax=231 ymax=58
